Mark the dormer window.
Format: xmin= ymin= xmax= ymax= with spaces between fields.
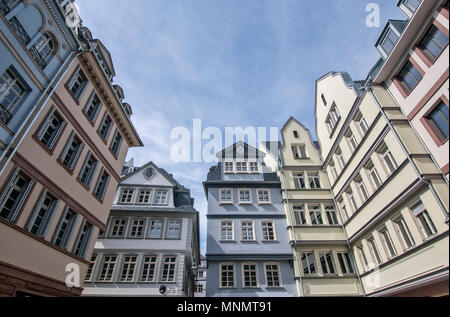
xmin=94 ymin=48 xmax=112 ymax=80
xmin=236 ymin=162 xmax=247 ymax=172
xmin=403 ymin=0 xmax=421 ymax=13
xmin=380 ymin=28 xmax=399 ymax=57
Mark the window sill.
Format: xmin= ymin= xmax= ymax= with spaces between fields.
xmin=64 ymin=84 xmax=81 ymax=106
xmin=56 ymin=159 xmax=75 ymax=176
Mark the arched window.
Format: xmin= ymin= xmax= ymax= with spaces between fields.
xmin=33 ymin=33 xmax=55 ymax=65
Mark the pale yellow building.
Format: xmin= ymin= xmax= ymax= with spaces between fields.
xmin=315 ymin=71 xmax=449 ymax=296
xmin=260 ymin=118 xmax=363 ymax=297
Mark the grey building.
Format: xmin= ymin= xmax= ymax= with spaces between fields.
xmin=194 ymin=255 xmax=207 ymax=297
xmin=82 ymin=161 xmax=201 ymax=297
xmin=0 ymin=0 xmax=79 ymax=161
xmin=204 ymin=141 xmax=296 ymax=297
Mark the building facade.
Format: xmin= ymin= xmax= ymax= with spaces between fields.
xmin=261 ymin=118 xmax=363 ymax=297
xmin=371 ymin=0 xmax=449 ymax=179
xmin=194 ymin=255 xmax=207 ymax=297
xmin=82 ymin=161 xmax=200 ymax=297
xmin=204 ymin=142 xmax=296 ymax=297
xmin=315 ymin=71 xmax=449 ymax=296
xmin=0 ymin=1 xmax=143 ymax=297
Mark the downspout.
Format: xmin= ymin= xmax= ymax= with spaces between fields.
xmin=366 ymin=82 xmax=449 ymax=224
xmin=0 ymin=49 xmax=89 ymax=177
xmin=277 ymin=147 xmax=306 ymax=297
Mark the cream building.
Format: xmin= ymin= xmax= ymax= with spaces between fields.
xmin=261 ymin=119 xmax=363 ymax=297
xmin=315 ymin=71 xmax=449 ymax=296
xmin=371 ymin=0 xmax=449 ymax=180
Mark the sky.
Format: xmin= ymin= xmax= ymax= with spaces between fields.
xmin=76 ymin=0 xmax=404 ymax=254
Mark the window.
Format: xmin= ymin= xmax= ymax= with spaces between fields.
xmin=98 ymin=255 xmax=117 ymax=282
xmin=338 ymin=198 xmax=349 ymax=222
xmin=426 ymin=101 xmax=449 ymax=141
xmin=93 ymin=169 xmax=110 ymax=201
xmin=27 ymin=191 xmax=58 ymax=237
xmin=137 ymin=189 xmax=151 ymax=204
xmin=346 ymin=188 xmax=358 ymax=213
xmin=308 ymin=172 xmax=321 ymax=189
xmin=84 ymin=254 xmax=97 ymax=282
xmin=394 ymin=216 xmax=415 ymax=250
xmin=0 ymin=170 xmax=33 ymax=222
xmin=355 ymin=111 xmax=369 ymax=137
xmin=68 ymin=68 xmax=87 ymax=100
xmin=355 ymin=175 xmax=369 ymax=203
xmin=257 ymin=189 xmax=271 ymax=204
xmin=0 ymin=68 xmax=26 ymax=122
xmin=292 ymin=144 xmax=307 ymax=159
xmin=293 ymin=205 xmax=307 ymax=225
xmin=161 ymin=256 xmax=177 ymax=282
xmin=293 ymin=130 xmax=299 ymax=138
xmin=196 ymin=284 xmax=204 ymax=293
xmin=300 ymin=252 xmax=316 ymax=275
xmin=119 ymin=189 xmax=134 ymax=204
xmin=419 ymin=24 xmax=448 ymax=61
xmin=397 ymin=61 xmax=422 ymax=92
xmin=109 ymin=218 xmax=127 ymax=238
xmin=337 ymin=252 xmax=355 ymax=274
xmin=141 ymin=256 xmax=158 ymax=282
xmin=411 ymin=201 xmax=437 ymax=238
xmin=83 ymin=93 xmax=102 ymax=123
xmin=249 ymin=161 xmax=259 ymax=172
xmin=325 ymin=205 xmax=339 ymax=225
xmin=73 ymin=220 xmax=93 ymax=258
xmin=148 ymin=219 xmax=163 ymax=239
xmin=380 ymin=28 xmax=399 ymax=56
xmin=356 ymin=245 xmax=369 ymax=272
xmin=120 ymin=255 xmax=137 ymax=282
xmin=329 ymin=160 xmax=339 ymax=180
xmin=319 ymin=252 xmax=336 ymax=275
xmin=1 ymin=0 xmax=20 ymax=15
xmin=32 ymin=33 xmax=55 ymax=66
xmin=220 ymin=221 xmax=234 ymax=241
xmin=129 ymin=218 xmax=146 ymax=239
xmin=309 ymin=205 xmax=323 ymax=225
xmin=236 ymin=161 xmax=247 ymax=172
xmin=78 ymin=152 xmax=98 ymax=188
xmin=154 ymin=190 xmax=168 ymax=205
xmin=336 ymin=147 xmax=346 ymax=169
xmin=242 ymin=263 xmax=258 ymax=288
xmin=98 ymin=114 xmax=113 ymax=141
xmin=345 ymin=130 xmax=358 ymax=152
xmin=241 ymin=220 xmax=255 ymax=241
xmin=321 ymin=94 xmax=327 ymax=106
xmin=365 ymin=160 xmax=382 ymax=190
xmin=36 ymin=108 xmax=66 ymax=150
xmin=59 ymin=132 xmax=83 ymax=171
xmin=53 ymin=208 xmax=77 ymax=249
xmin=238 ymin=189 xmax=251 ymax=204
xmin=166 ymin=220 xmax=181 ymax=239
xmin=293 ymin=172 xmax=306 ymax=189
xmin=378 ymin=142 xmax=398 ymax=175
xmin=326 ymin=103 xmax=341 ymax=133
xmin=367 ymin=236 xmax=382 ymax=265
xmin=403 ymin=0 xmax=421 ymax=12
xmin=110 ymin=130 xmax=123 ymax=156
xmin=220 ymin=263 xmax=235 ymax=288
xmin=219 ymin=189 xmax=233 ymax=204
xmin=265 ymin=263 xmax=281 ymax=287
xmin=262 ymin=221 xmax=276 ymax=241
xmin=379 ymin=228 xmax=397 ymax=259
xmin=224 ymin=161 xmax=234 ymax=173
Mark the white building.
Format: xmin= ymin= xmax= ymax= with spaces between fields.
xmin=194 ymin=255 xmax=207 ymax=297
xmin=82 ymin=161 xmax=201 ymax=297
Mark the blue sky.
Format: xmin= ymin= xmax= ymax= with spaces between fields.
xmin=76 ymin=0 xmax=404 ymax=253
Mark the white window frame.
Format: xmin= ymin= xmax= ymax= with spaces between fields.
xmin=378 ymin=227 xmax=397 ymax=259
xmin=140 ymin=255 xmax=158 ymax=283
xmin=220 ymin=220 xmax=234 ymax=241
xmin=137 ymin=189 xmax=152 ymax=204
xmin=318 ymin=251 xmax=337 ymax=275
xmin=119 ymin=255 xmax=138 ymax=282
xmin=367 ymin=236 xmax=382 ymax=265
xmin=219 ymin=188 xmax=233 ymax=205
xmin=154 ymin=190 xmax=168 ymax=205
xmin=166 ymin=219 xmax=182 ymax=240
xmin=337 ymin=252 xmax=355 ymax=275
xmin=410 ymin=201 xmax=437 ymax=239
xmin=224 ymin=161 xmax=234 ymax=173
xmin=261 ymin=220 xmax=277 ymax=241
xmin=97 ymin=255 xmax=117 ymax=282
xmin=308 ymin=205 xmax=324 ymax=225
xmin=325 ymin=205 xmax=339 ymax=225
xmin=264 ymin=262 xmax=282 ymax=288
xmin=256 ymin=188 xmax=271 ymax=205
xmin=249 ymin=161 xmax=260 ymax=173
xmin=293 ymin=205 xmax=307 ymax=225
xmin=356 ymin=245 xmax=369 ymax=272
xmin=238 ymin=188 xmax=252 ymax=205
xmin=148 ymin=219 xmax=164 ymax=239
xmin=241 ymin=262 xmax=259 ymax=288
xmin=293 ymin=172 xmax=306 ymax=189
xmin=236 ymin=161 xmax=248 ymax=173
xmin=0 ymin=67 xmax=27 ymax=115
xmin=307 ymin=172 xmax=321 ymax=189
xmin=119 ymin=188 xmax=135 ymax=204
xmin=393 ymin=215 xmax=415 ymax=250
xmin=128 ymin=218 xmax=146 ymax=239
xmin=292 ymin=144 xmax=308 ymax=159
xmin=109 ymin=218 xmax=128 ymax=238
xmin=160 ymin=256 xmax=177 ymax=283
xmin=219 ymin=262 xmax=235 ymax=289
xmin=84 ymin=254 xmax=98 ymax=282
xmin=300 ymin=251 xmax=317 ymax=276
xmin=240 ymin=220 xmax=255 ymax=241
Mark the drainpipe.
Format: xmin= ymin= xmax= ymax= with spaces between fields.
xmin=277 ymin=147 xmax=306 ymax=297
xmin=365 ymin=83 xmax=449 ymax=224
xmin=0 ymin=49 xmax=88 ymax=177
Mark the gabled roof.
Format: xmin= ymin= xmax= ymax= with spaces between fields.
xmin=216 ymin=141 xmax=265 ymax=159
xmin=120 ymin=161 xmax=182 ymax=188
xmin=281 ymin=116 xmax=320 ymax=151
xmin=374 ymin=19 xmax=409 ymax=51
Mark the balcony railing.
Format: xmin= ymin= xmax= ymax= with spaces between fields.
xmin=29 ymin=46 xmax=47 ymax=69
xmin=0 ymin=103 xmax=12 ymax=125
xmin=1 ymin=0 xmax=11 ymax=16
